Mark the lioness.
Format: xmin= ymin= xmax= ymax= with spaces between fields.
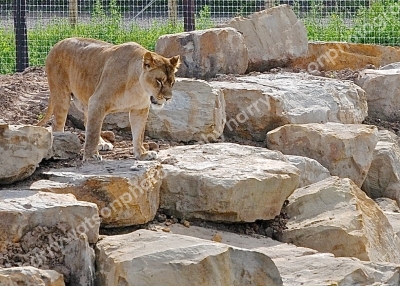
xmin=37 ymin=37 xmax=180 ymax=161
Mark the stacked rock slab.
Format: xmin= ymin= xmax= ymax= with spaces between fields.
xmin=362 ymin=130 xmax=400 ymax=205
xmin=291 ymin=42 xmax=400 ymax=71
xmin=95 ymin=229 xmax=283 ymax=286
xmin=146 ymin=78 xmax=226 ymax=142
xmin=0 ymin=190 xmax=99 ymax=285
xmin=0 ymin=267 xmax=65 ymax=286
xmin=281 ymin=176 xmax=400 ymax=264
xmin=210 ymin=72 xmax=367 ymax=142
xmin=0 ymin=190 xmax=99 ymax=250
xmin=0 ymin=122 xmax=52 ymax=184
xmin=30 ymin=160 xmax=162 ymax=228
xmin=219 ymin=5 xmax=308 ymax=72
xmin=267 ymin=122 xmax=378 ymax=187
xmin=165 ymin=224 xmax=400 ymax=285
xmin=68 ymin=79 xmax=226 ymax=143
xmin=355 ymin=63 xmax=400 ymax=121
xmin=156 ymin=27 xmax=248 ymax=79
xmin=158 ymin=143 xmax=300 ymax=222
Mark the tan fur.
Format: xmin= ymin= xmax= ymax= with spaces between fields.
xmin=37 ymin=37 xmax=180 ymax=160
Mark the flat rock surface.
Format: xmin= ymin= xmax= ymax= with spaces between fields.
xmin=31 ymin=160 xmax=163 ymax=228
xmin=158 ymin=143 xmax=300 ymax=222
xmin=0 ymin=190 xmax=99 ymax=250
xmin=95 ymin=229 xmax=283 ymax=286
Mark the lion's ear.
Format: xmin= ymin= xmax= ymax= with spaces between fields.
xmin=169 ymin=55 xmax=181 ymax=71
xmin=143 ymin=52 xmax=155 ymax=69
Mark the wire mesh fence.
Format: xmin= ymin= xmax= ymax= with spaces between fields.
xmin=1 ymin=0 xmax=400 ymax=74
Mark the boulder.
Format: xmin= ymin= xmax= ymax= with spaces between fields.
xmin=146 ymin=79 xmax=226 ymax=142
xmin=281 ymin=176 xmax=400 ymax=264
xmin=220 ymin=5 xmax=308 ymax=72
xmin=267 ymin=123 xmax=378 ymax=187
xmin=68 ymin=79 xmax=226 ymax=143
xmin=0 ymin=190 xmax=99 ymax=251
xmin=291 ymin=42 xmax=400 ymax=71
xmin=362 ymin=130 xmax=400 ymax=205
xmin=355 ymin=65 xmax=400 ymax=121
xmin=158 ymin=143 xmax=300 ymax=222
xmin=375 ymin=198 xmax=400 ymax=238
xmin=285 ymin=155 xmax=331 ymax=188
xmin=95 ymin=229 xmax=283 ymax=286
xmin=46 ymin=131 xmax=81 ymax=160
xmin=0 ymin=124 xmax=52 ymax=184
xmin=30 ymin=160 xmax=162 ymax=228
xmin=0 ymin=267 xmax=65 ymax=286
xmin=155 ymin=27 xmax=248 ymax=79
xmin=159 ymin=223 xmax=400 ymax=285
xmin=0 ymin=191 xmax=97 ymax=285
xmin=210 ymin=72 xmax=367 ymax=142
xmin=258 ymin=243 xmax=400 ymax=285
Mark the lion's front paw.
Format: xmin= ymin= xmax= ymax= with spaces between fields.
xmin=137 ymin=151 xmax=157 ymax=161
xmin=98 ymin=137 xmax=114 ymax=151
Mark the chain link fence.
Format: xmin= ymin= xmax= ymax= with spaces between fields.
xmin=1 ymin=0 xmax=399 ymax=74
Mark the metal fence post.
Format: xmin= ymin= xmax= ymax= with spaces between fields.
xmin=265 ymin=0 xmax=275 ymax=9
xmin=14 ymin=0 xmax=29 ymax=72
xmin=69 ymin=0 xmax=78 ymax=27
xmin=168 ymin=0 xmax=178 ymax=26
xmin=183 ymin=0 xmax=195 ymax=32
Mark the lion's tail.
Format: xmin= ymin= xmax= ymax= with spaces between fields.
xmin=36 ymin=96 xmax=54 ymax=126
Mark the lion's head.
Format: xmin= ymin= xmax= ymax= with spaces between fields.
xmin=140 ymin=52 xmax=180 ymax=108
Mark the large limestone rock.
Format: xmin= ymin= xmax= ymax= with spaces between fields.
xmin=46 ymin=131 xmax=81 ymax=160
xmin=146 ymin=79 xmax=226 ymax=142
xmin=220 ymin=5 xmax=308 ymax=72
xmin=0 ymin=123 xmax=52 ymax=184
xmin=285 ymin=155 xmax=331 ymax=188
xmin=158 ymin=143 xmax=300 ymax=222
xmin=355 ymin=64 xmax=400 ymax=121
xmin=281 ymin=176 xmax=400 ymax=264
xmin=362 ymin=130 xmax=400 ymax=205
xmin=267 ymin=123 xmax=378 ymax=187
xmin=68 ymin=79 xmax=226 ymax=143
xmin=258 ymin=244 xmax=400 ymax=285
xmin=210 ymin=72 xmax=367 ymax=142
xmin=155 ymin=27 xmax=248 ymax=79
xmin=291 ymin=42 xmax=400 ymax=71
xmin=375 ymin=198 xmax=400 ymax=238
xmin=0 ymin=190 xmax=99 ymax=251
xmin=160 ymin=223 xmax=400 ymax=285
xmin=0 ymin=267 xmax=65 ymax=286
xmin=95 ymin=229 xmax=283 ymax=286
xmin=31 ymin=160 xmax=162 ymax=228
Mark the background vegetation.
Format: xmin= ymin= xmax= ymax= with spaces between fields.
xmin=0 ymin=0 xmax=399 ymax=74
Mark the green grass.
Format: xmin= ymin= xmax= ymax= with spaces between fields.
xmin=0 ymin=19 xmax=184 ymax=74
xmin=1 ymin=1 xmax=400 ymax=74
xmin=304 ymin=0 xmax=400 ymax=46
xmin=27 ymin=19 xmax=184 ymax=68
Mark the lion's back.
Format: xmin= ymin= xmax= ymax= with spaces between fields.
xmin=45 ymin=37 xmax=146 ymax=100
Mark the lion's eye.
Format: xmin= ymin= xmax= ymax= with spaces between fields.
xmin=156 ymin=79 xmax=163 ymax=87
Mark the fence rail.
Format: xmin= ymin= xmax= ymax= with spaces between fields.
xmin=1 ymin=0 xmax=399 ymax=74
